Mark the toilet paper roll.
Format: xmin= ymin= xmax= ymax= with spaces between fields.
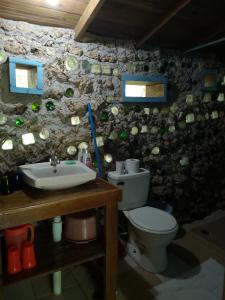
xmin=116 ymin=161 xmax=125 ymax=174
xmin=125 ymin=159 xmax=140 ymax=173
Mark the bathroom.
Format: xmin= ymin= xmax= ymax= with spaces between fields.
xmin=0 ymin=0 xmax=225 ymax=299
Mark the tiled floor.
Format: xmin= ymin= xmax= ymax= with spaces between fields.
xmin=4 ymin=268 xmax=92 ymax=300
xmin=149 ymin=258 xmax=224 ymax=300
xmin=192 ymin=216 xmax=225 ymax=250
xmin=4 ymin=209 xmax=225 ymax=300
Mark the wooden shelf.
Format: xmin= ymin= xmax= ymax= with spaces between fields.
xmin=2 ymin=222 xmax=105 ymax=286
xmin=0 ymin=178 xmax=121 ymax=300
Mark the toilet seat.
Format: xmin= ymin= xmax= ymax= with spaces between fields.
xmin=125 ymin=206 xmax=178 ymax=234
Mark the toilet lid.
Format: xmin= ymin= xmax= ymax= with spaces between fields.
xmin=127 ymin=206 xmax=177 ymax=233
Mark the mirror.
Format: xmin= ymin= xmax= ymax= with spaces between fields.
xmin=9 ymin=57 xmax=43 ymax=95
xmin=201 ymin=69 xmax=217 ymax=91
xmin=16 ymin=64 xmax=37 ymax=89
xmin=122 ymin=75 xmax=167 ymax=103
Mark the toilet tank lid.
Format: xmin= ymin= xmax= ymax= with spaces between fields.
xmin=125 ymin=206 xmax=177 ymax=233
xmin=108 ymin=168 xmax=150 ymax=180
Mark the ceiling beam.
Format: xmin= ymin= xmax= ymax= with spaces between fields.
xmin=136 ymin=0 xmax=191 ymax=48
xmin=185 ymin=36 xmax=225 ymax=53
xmin=189 ymin=22 xmax=225 ymax=49
xmin=75 ymin=0 xmax=105 ymax=41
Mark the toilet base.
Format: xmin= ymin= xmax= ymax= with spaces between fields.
xmin=127 ymin=239 xmax=167 ymax=273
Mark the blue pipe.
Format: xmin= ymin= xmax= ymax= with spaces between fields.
xmin=87 ymin=103 xmax=102 ymax=177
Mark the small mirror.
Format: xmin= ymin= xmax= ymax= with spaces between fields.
xmin=9 ymin=57 xmax=43 ymax=95
xmin=122 ymin=75 xmax=167 ymax=103
xmin=201 ymin=70 xmax=217 ymax=91
xmin=16 ymin=65 xmax=37 ymax=89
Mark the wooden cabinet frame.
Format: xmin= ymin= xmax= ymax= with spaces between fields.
xmin=0 ymin=178 xmax=121 ymax=300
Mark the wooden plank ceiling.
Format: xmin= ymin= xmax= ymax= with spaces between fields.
xmin=0 ymin=0 xmax=90 ymax=28
xmin=0 ymin=0 xmax=225 ymax=51
xmin=88 ymin=0 xmax=225 ymax=50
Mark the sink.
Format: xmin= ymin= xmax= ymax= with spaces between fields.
xmin=20 ymin=160 xmax=96 ymax=190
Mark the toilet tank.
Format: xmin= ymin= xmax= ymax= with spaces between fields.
xmin=108 ymin=169 xmax=150 ymax=211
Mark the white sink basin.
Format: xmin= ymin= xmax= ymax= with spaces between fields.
xmin=20 ymin=160 xmax=96 ymax=190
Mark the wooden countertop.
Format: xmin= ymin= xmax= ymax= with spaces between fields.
xmin=0 ymin=178 xmax=122 ymax=229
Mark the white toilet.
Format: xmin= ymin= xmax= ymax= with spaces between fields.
xmin=108 ymin=168 xmax=178 ymax=273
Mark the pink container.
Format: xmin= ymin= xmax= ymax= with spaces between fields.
xmin=65 ymin=210 xmax=97 ymax=243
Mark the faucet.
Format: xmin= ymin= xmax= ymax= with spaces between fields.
xmin=49 ymin=153 xmax=60 ymax=167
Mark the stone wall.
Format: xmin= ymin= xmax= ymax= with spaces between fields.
xmin=0 ymin=18 xmax=225 ymax=222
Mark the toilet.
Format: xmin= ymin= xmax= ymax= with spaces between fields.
xmin=108 ymin=168 xmax=178 ymax=273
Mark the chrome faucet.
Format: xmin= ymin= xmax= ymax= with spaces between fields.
xmin=49 ymin=153 xmax=60 ymax=167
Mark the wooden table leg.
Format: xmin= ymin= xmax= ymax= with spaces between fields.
xmin=0 ymin=284 xmax=3 ymax=300
xmin=105 ymin=201 xmax=118 ymax=300
xmin=223 ymin=275 xmax=225 ymax=300
xmin=0 ymin=238 xmax=4 ymax=300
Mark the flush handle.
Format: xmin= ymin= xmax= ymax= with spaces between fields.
xmin=117 ymin=181 xmax=124 ymax=186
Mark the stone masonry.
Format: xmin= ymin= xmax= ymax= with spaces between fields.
xmin=0 ymin=18 xmax=225 ymax=222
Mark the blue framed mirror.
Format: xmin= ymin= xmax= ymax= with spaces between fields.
xmin=9 ymin=57 xmax=43 ymax=95
xmin=122 ymin=74 xmax=167 ymax=103
xmin=201 ymin=69 xmax=217 ymax=91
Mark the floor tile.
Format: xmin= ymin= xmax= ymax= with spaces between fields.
xmin=184 ymin=209 xmax=225 ymax=230
xmin=192 ymin=217 xmax=225 ymax=250
xmin=32 ymin=269 xmax=76 ymax=299
xmin=118 ymin=259 xmax=156 ymax=300
xmin=31 ymin=275 xmax=52 ymax=299
xmin=122 ymin=256 xmax=161 ymax=287
xmin=156 ymin=252 xmax=191 ymax=282
xmin=77 ymin=279 xmax=96 ymax=300
xmin=149 ymin=259 xmax=224 ymax=300
xmin=72 ymin=265 xmax=91 ymax=283
xmin=118 ymin=258 xmax=134 ymax=276
xmin=4 ymin=280 xmax=35 ymax=300
xmin=61 ymin=269 xmax=77 ymax=290
xmin=40 ymin=285 xmax=87 ymax=300
xmin=116 ymin=289 xmax=127 ymax=300
xmin=72 ymin=265 xmax=97 ymax=300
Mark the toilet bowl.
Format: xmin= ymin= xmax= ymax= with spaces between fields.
xmin=124 ymin=206 xmax=178 ymax=273
xmin=108 ymin=168 xmax=178 ymax=273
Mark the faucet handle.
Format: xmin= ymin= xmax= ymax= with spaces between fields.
xmin=49 ymin=150 xmax=55 ymax=156
xmin=49 ymin=152 xmax=60 ymax=166
xmin=49 ymin=155 xmax=60 ymax=164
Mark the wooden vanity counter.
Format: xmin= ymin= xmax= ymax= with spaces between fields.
xmin=0 ymin=178 xmax=122 ymax=300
